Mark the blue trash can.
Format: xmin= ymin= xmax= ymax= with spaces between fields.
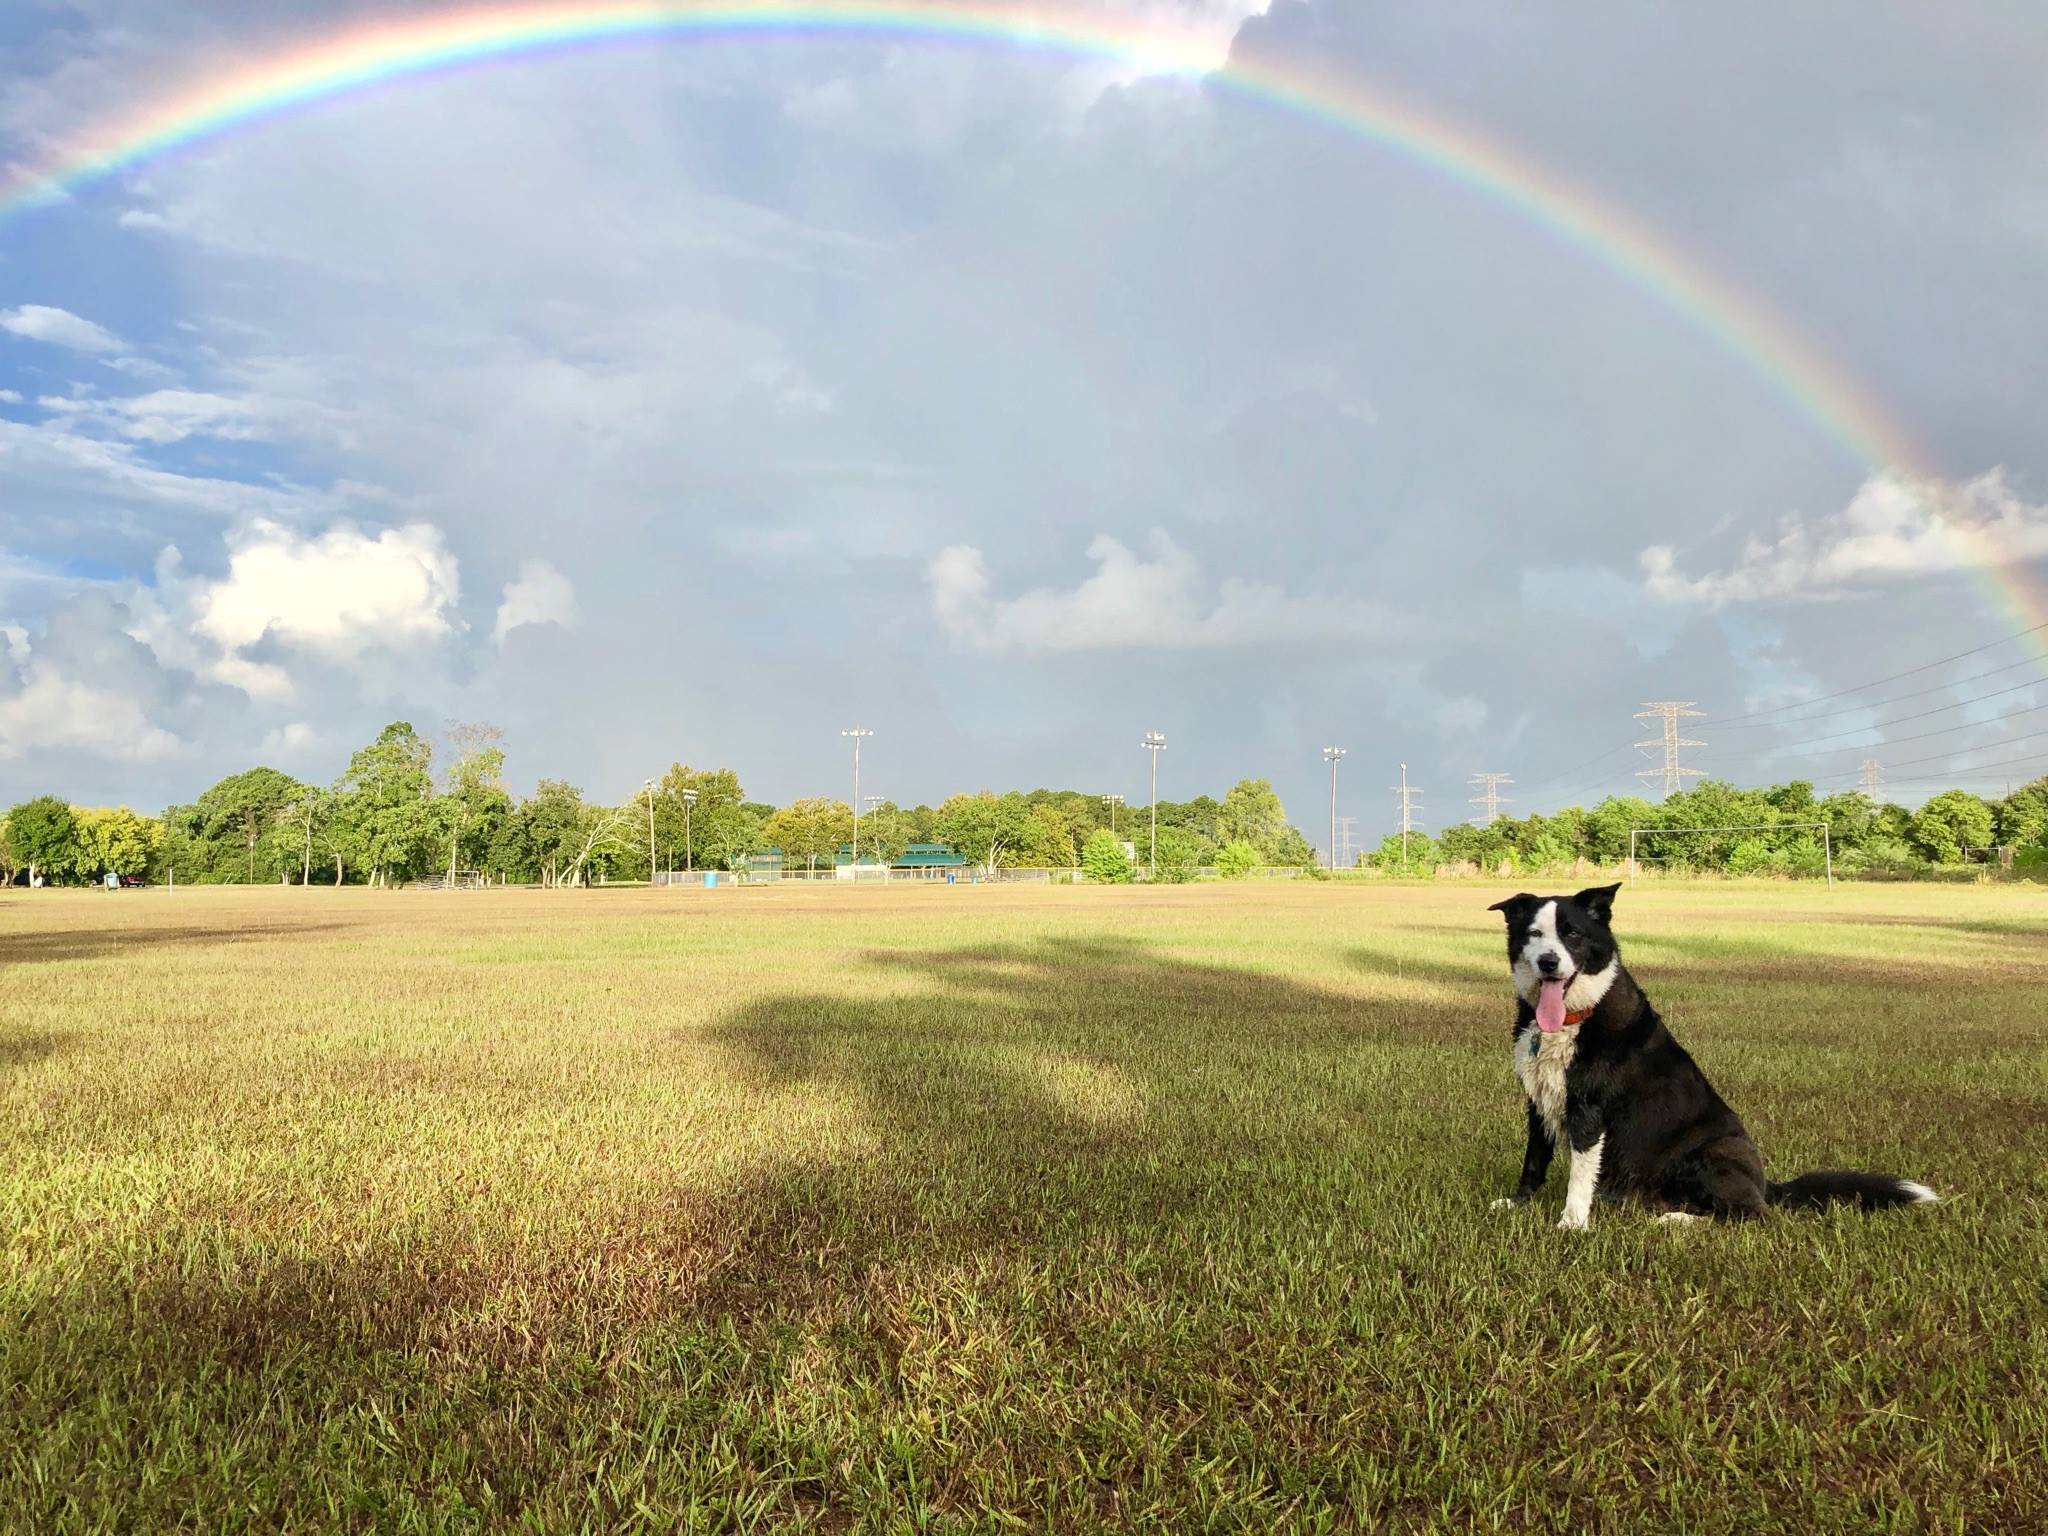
xmin=704 ymin=871 xmax=718 ymax=888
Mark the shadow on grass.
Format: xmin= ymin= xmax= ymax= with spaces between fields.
xmin=0 ymin=922 xmax=354 ymax=965
xmin=21 ymin=938 xmax=1436 ymax=1368
xmin=0 ymin=1029 xmax=67 ymax=1073
xmin=9 ymin=936 xmax=2037 ymax=1529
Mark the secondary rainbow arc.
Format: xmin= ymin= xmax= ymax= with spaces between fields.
xmin=3 ymin=0 xmax=2042 ymax=658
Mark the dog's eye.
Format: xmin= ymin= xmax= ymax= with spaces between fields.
xmin=1556 ymin=920 xmax=1575 ymax=939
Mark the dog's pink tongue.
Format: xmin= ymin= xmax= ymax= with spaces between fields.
xmin=1535 ymin=979 xmax=1567 ymax=1034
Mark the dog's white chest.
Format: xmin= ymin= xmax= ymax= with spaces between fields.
xmin=1513 ymin=1027 xmax=1575 ymax=1138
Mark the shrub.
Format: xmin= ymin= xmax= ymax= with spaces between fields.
xmin=1214 ymin=840 xmax=1259 ymax=879
xmin=1080 ymin=830 xmax=1132 ymax=884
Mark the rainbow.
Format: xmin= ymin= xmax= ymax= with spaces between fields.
xmin=3 ymin=0 xmax=2043 ymax=649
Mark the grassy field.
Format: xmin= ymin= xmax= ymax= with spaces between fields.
xmin=2 ymin=880 xmax=2044 ymax=1533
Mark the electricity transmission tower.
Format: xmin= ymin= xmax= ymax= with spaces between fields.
xmin=1391 ymin=763 xmax=1424 ymax=866
xmin=1633 ymin=702 xmax=1705 ymax=799
xmin=1323 ymin=746 xmax=1347 ymax=868
xmin=1335 ymin=816 xmax=1359 ymax=870
xmin=1859 ymin=759 xmax=1884 ymax=798
xmin=1468 ymin=772 xmax=1513 ymax=826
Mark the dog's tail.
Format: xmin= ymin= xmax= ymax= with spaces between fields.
xmin=1766 ymin=1171 xmax=1939 ymax=1212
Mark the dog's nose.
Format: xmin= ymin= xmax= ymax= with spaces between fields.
xmin=1535 ymin=953 xmax=1561 ymax=975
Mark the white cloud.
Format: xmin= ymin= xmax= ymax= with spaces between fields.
xmin=191 ymin=518 xmax=461 ymax=660
xmin=0 ymin=661 xmax=181 ymax=763
xmin=0 ymin=389 xmax=22 ymax=405
xmin=492 ymin=558 xmax=579 ymax=644
xmin=261 ymin=721 xmax=318 ymax=755
xmin=1642 ymin=469 xmax=2048 ymax=607
xmin=929 ymin=530 xmax=1395 ymax=653
xmin=0 ymin=304 xmax=124 ymax=354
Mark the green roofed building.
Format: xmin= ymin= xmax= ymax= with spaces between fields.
xmin=830 ymin=842 xmax=966 ymax=870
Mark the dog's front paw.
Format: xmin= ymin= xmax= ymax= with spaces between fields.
xmin=1556 ymin=1209 xmax=1591 ymax=1231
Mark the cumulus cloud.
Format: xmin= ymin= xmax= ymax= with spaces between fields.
xmin=492 ymin=558 xmax=579 ymax=644
xmin=1642 ymin=470 xmax=2048 ymax=607
xmin=0 ymin=304 xmax=124 ymax=354
xmin=0 ymin=596 xmax=184 ymax=764
xmin=0 ymin=670 xmax=182 ymax=762
xmin=260 ymin=721 xmax=319 ymax=754
xmin=190 ymin=518 xmax=461 ymax=661
xmin=928 ymin=530 xmax=1396 ymax=653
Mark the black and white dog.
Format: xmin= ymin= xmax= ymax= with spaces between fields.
xmin=1488 ymin=884 xmax=1937 ymax=1228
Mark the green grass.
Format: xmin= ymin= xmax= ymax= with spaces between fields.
xmin=3 ymin=881 xmax=2044 ymax=1533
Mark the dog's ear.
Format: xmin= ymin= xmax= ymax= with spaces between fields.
xmin=1487 ymin=892 xmax=1538 ymax=919
xmin=1573 ymin=883 xmax=1622 ymax=925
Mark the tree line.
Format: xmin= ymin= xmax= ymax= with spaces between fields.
xmin=9 ymin=721 xmax=2040 ymax=887
xmin=0 ymin=721 xmax=1320 ymax=886
xmin=1364 ymin=777 xmax=2048 ymax=879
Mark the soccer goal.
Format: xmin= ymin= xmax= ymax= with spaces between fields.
xmin=1626 ymin=822 xmax=1833 ymax=889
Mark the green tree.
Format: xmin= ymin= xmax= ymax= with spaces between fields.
xmin=439 ymin=722 xmax=509 ymax=884
xmin=187 ymin=767 xmax=304 ymax=883
xmin=653 ymin=765 xmax=748 ymax=872
xmin=1214 ymin=839 xmax=1259 ymax=878
xmin=1372 ymin=831 xmax=1443 ymax=875
xmin=1149 ymin=826 xmax=1202 ymax=883
xmin=1006 ymin=803 xmax=1078 ymax=868
xmin=1080 ymin=829 xmax=1132 ymax=883
xmin=856 ymin=801 xmax=912 ymax=867
xmin=936 ymin=792 xmax=1029 ymax=875
xmin=72 ymin=806 xmax=161 ymax=879
xmin=1994 ymin=776 xmax=2048 ymax=850
xmin=1909 ymin=790 xmax=1995 ymax=865
xmin=763 ymin=798 xmax=854 ymax=872
xmin=333 ymin=722 xmax=436 ymax=886
xmin=7 ymin=796 xmax=78 ymax=885
xmin=268 ymin=785 xmax=338 ymax=885
xmin=1218 ymin=779 xmax=1287 ymax=857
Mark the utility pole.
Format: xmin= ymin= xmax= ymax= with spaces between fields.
xmin=1859 ymin=759 xmax=1883 ymax=799
xmin=1143 ymin=731 xmax=1167 ymax=872
xmin=1634 ymin=702 xmax=1705 ymax=799
xmin=1323 ymin=746 xmax=1347 ymax=870
xmin=1391 ymin=763 xmax=1424 ymax=867
xmin=1102 ymin=793 xmax=1124 ymax=836
xmin=842 ymin=728 xmax=871 ymax=862
xmin=644 ymin=778 xmax=657 ymax=886
xmin=1468 ymin=772 xmax=1513 ymax=826
xmin=1335 ymin=815 xmax=1358 ymax=870
xmin=682 ymin=788 xmax=698 ymax=872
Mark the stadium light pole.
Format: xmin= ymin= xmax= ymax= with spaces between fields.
xmin=682 ymin=788 xmax=698 ymax=872
xmin=1102 ymin=793 xmax=1124 ymax=836
xmin=843 ymin=729 xmax=871 ymax=862
xmin=1323 ymin=746 xmax=1347 ymax=869
xmin=644 ymin=778 xmax=656 ymax=887
xmin=1143 ymin=732 xmax=1167 ymax=872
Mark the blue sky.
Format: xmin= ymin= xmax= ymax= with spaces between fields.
xmin=3 ymin=0 xmax=2046 ymax=833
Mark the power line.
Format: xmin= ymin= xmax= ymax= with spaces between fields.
xmin=1634 ymin=702 xmax=1705 ymax=799
xmin=1716 ymin=651 xmax=2048 ymax=731
xmin=1700 ymin=619 xmax=2048 ymax=726
xmin=1700 ymin=676 xmax=2048 ymax=757
xmin=1715 ymin=699 xmax=2048 ymax=766
xmin=1468 ymin=771 xmax=1513 ymax=826
xmin=1807 ymin=730 xmax=2048 ymax=783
